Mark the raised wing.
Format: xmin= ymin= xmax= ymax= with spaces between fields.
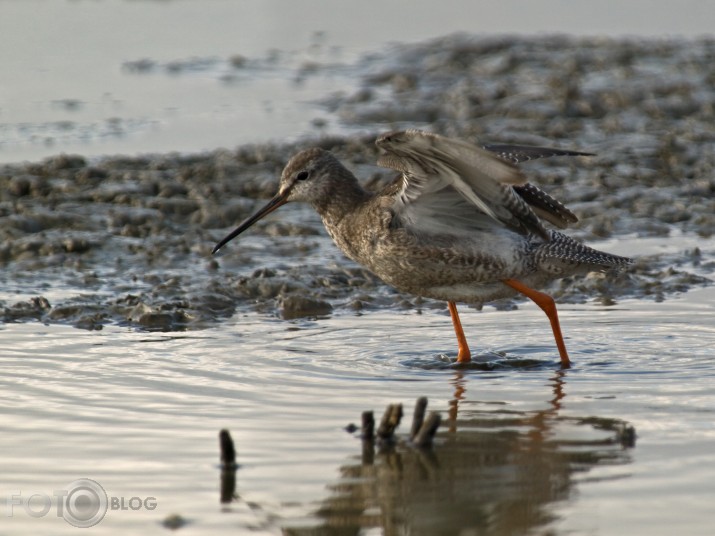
xmin=375 ymin=130 xmax=550 ymax=240
xmin=481 ymin=142 xmax=589 ymax=228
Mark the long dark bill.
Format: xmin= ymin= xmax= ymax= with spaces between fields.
xmin=212 ymin=191 xmax=289 ymax=254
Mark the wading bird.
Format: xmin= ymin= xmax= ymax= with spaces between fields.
xmin=213 ymin=130 xmax=631 ymax=367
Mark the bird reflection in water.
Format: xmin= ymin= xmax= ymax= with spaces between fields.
xmin=280 ymin=369 xmax=635 ymax=535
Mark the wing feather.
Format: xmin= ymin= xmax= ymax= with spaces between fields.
xmin=376 ymin=130 xmax=550 ymax=239
xmin=482 ymin=143 xmax=594 ymax=164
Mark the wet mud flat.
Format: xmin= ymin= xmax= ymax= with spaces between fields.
xmin=1 ymin=34 xmax=713 ymax=332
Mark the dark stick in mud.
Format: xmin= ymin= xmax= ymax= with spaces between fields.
xmin=376 ymin=404 xmax=403 ymax=442
xmin=219 ymin=429 xmax=238 ymax=504
xmin=410 ymin=396 xmax=428 ymax=441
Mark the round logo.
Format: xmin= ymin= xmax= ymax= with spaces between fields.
xmin=63 ymin=478 xmax=108 ymax=528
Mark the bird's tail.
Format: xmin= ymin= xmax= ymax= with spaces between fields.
xmin=536 ymin=231 xmax=633 ymax=272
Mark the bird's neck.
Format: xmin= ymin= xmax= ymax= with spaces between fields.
xmin=312 ymin=173 xmax=373 ymax=227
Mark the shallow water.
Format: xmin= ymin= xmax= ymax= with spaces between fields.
xmin=2 ymin=280 xmax=715 ymax=534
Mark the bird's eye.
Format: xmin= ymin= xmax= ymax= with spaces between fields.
xmin=295 ymin=171 xmax=310 ymax=181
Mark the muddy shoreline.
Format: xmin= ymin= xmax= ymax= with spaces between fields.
xmin=1 ymin=35 xmax=713 ymax=331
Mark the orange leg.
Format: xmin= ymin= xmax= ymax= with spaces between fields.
xmin=502 ymin=279 xmax=571 ymax=368
xmin=447 ymin=301 xmax=471 ymax=363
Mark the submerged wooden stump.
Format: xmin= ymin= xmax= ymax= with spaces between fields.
xmin=219 ymin=429 xmax=238 ymax=503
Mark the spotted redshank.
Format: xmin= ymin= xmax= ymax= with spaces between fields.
xmin=213 ymin=130 xmax=631 ymax=367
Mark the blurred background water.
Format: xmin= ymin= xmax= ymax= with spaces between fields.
xmin=0 ymin=0 xmax=713 ymax=163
